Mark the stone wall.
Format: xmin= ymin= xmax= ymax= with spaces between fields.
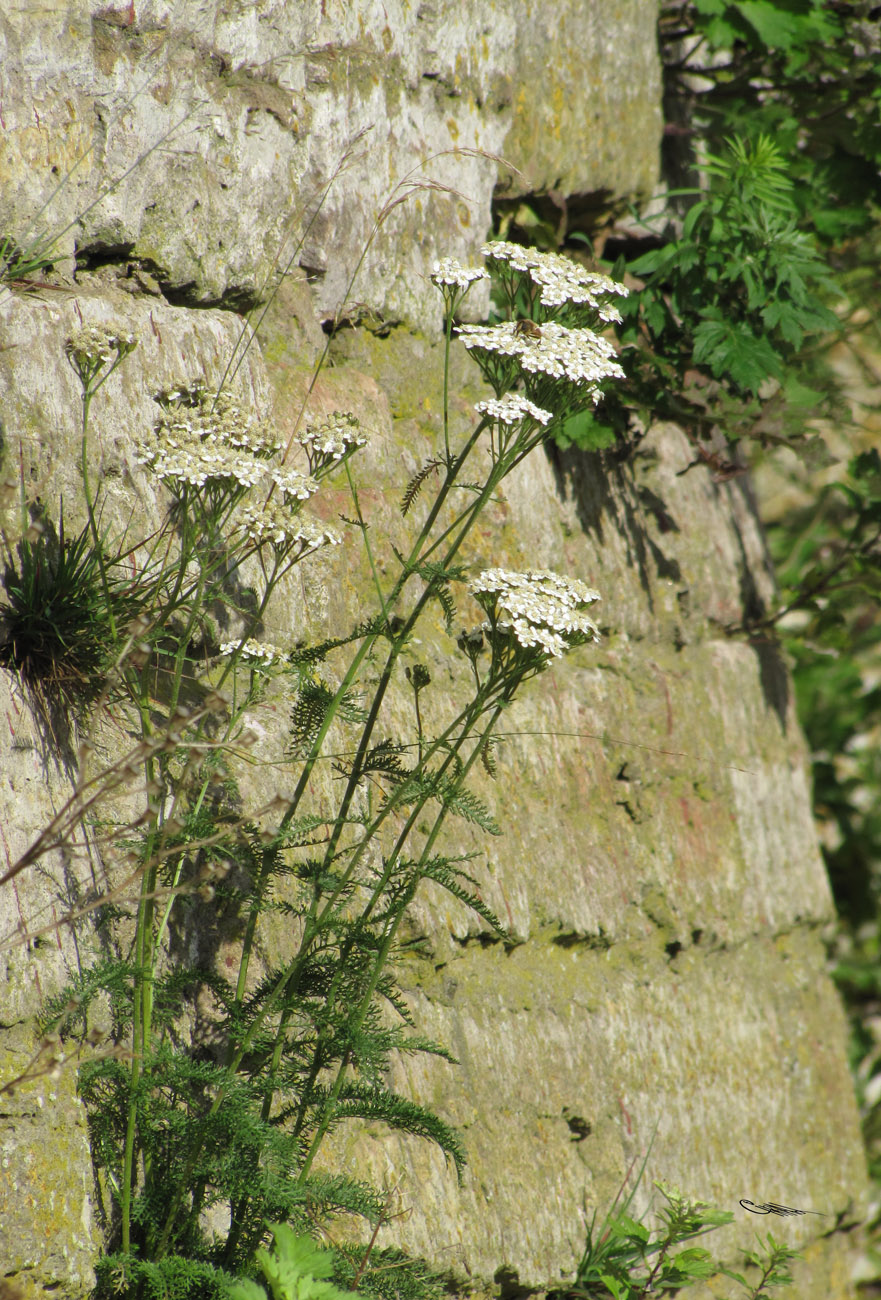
xmin=0 ymin=3 xmax=869 ymax=1298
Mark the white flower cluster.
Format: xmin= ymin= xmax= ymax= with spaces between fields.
xmin=65 ymin=324 xmax=137 ymax=365
xmin=458 ymin=321 xmax=625 ymax=393
xmin=137 ymin=386 xmax=315 ymax=496
xmin=219 ymin=638 xmax=286 ymax=665
xmin=297 ymin=411 xmax=368 ymax=468
xmin=475 ymin=394 xmax=553 ymax=426
xmin=269 ymin=465 xmax=320 ymax=501
xmin=431 ymin=257 xmax=490 ymax=291
xmin=237 ymin=500 xmax=340 ymax=551
xmin=155 ymin=385 xmax=281 ymax=457
xmin=481 ymin=241 xmax=628 ymax=320
xmin=470 ymin=567 xmax=600 ymax=659
xmin=138 ymin=433 xmax=268 ymax=490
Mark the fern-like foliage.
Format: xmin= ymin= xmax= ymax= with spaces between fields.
xmin=96 ymin=1252 xmax=234 ymax=1300
xmin=411 ymin=560 xmax=466 ymax=633
xmin=288 ymin=618 xmax=383 ymax=668
xmin=324 ymin=1081 xmax=466 ymax=1181
xmin=40 ymin=958 xmax=137 ymax=1037
xmin=351 ymin=739 xmax=411 ymax=783
xmin=480 ymin=735 xmax=498 ymax=778
xmin=289 ymin=673 xmax=367 ymax=757
xmin=333 ymin=1246 xmax=453 ymax=1300
xmin=420 ymin=854 xmax=508 ymax=938
xmin=392 ymin=768 xmax=500 ymax=835
xmin=400 ymin=457 xmax=445 ymax=516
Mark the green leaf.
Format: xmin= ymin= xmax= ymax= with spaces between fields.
xmin=250 ymin=1227 xmax=360 ymax=1300
xmin=229 ymin=1281 xmax=268 ymax=1300
xmin=719 ymin=1269 xmax=749 ymax=1287
xmin=599 ymin=1275 xmax=625 ymax=1300
xmin=692 ymin=313 xmax=781 ymax=392
xmin=666 ymin=1245 xmax=715 ymax=1277
xmin=735 ymin=1 xmax=807 ymax=50
xmin=554 ymin=408 xmax=617 ymax=452
xmin=611 ymin=1214 xmax=650 ymax=1243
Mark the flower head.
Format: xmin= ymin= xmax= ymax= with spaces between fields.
xmin=136 ymin=384 xmax=301 ymax=497
xmin=470 ymin=568 xmax=600 ymax=659
xmin=431 ymin=258 xmax=490 ymax=292
xmin=136 ymin=430 xmax=267 ymax=490
xmin=65 ymin=325 xmax=137 ymax=388
xmin=153 ymin=384 xmax=280 ymax=457
xmin=481 ymin=241 xmax=628 ymax=319
xmin=270 ymin=466 xmax=319 ymax=501
xmin=475 ymin=394 xmax=553 ymax=426
xmin=458 ymin=320 xmax=624 ymax=396
xmin=219 ymin=637 xmax=286 ymax=666
xmin=297 ymin=411 xmax=368 ymax=474
xmin=236 ymin=501 xmax=340 ymax=553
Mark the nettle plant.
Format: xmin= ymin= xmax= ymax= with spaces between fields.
xmin=570 ymin=1182 xmax=799 ymax=1300
xmin=7 ymin=242 xmax=625 ymax=1294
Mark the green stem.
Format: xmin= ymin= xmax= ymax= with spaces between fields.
xmin=442 ymin=308 xmax=454 ymax=460
xmin=158 ymin=386 xmax=524 ymax=1255
xmin=79 ymin=386 xmax=119 ymax=644
xmin=345 ymin=459 xmax=389 ymax=619
xmin=225 ymin=420 xmax=513 ymax=1101
xmin=120 ymin=698 xmax=158 ymax=1255
xmin=295 ymin=703 xmax=504 ymax=1182
xmin=277 ymin=687 xmax=499 ymax=1149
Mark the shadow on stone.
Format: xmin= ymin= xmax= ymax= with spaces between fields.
xmin=545 ymin=443 xmax=682 ymax=604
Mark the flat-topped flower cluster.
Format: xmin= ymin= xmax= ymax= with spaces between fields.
xmin=297 ymin=410 xmax=369 ymax=475
xmin=431 ymin=258 xmax=490 ymax=292
xmin=459 ymin=320 xmax=625 ymax=395
xmin=481 ymin=240 xmax=628 ymax=320
xmin=219 ymin=637 xmax=286 ymax=665
xmin=134 ymin=389 xmax=367 ymax=556
xmin=137 ymin=384 xmax=300 ymax=492
xmin=237 ymin=500 xmax=340 ymax=552
xmin=65 ymin=323 xmax=138 ymax=389
xmin=66 ymin=324 xmax=138 ymax=366
xmin=429 ymin=241 xmax=629 ymax=422
xmin=475 ymin=393 xmax=553 ymax=426
xmin=470 ymin=567 xmax=601 ymax=659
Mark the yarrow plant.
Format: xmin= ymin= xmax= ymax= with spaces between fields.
xmin=457 ymin=241 xmax=626 ymax=424
xmin=469 ymin=568 xmax=600 ymax=665
xmin=8 ymin=234 xmax=629 ymax=1296
xmin=481 ymin=240 xmax=627 ymax=319
xmin=296 ymin=410 xmax=369 ymax=473
xmin=458 ymin=320 xmax=624 ymax=396
xmin=220 ymin=637 xmax=288 ymax=666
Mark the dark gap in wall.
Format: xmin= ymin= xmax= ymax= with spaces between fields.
xmin=493 ymin=1266 xmax=535 ymax=1300
xmin=75 ymin=241 xmax=136 ymax=271
xmin=551 ymin=929 xmax=611 ymax=951
xmin=74 ymin=243 xmax=260 ymax=312
xmin=490 ymin=186 xmax=624 ymax=254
